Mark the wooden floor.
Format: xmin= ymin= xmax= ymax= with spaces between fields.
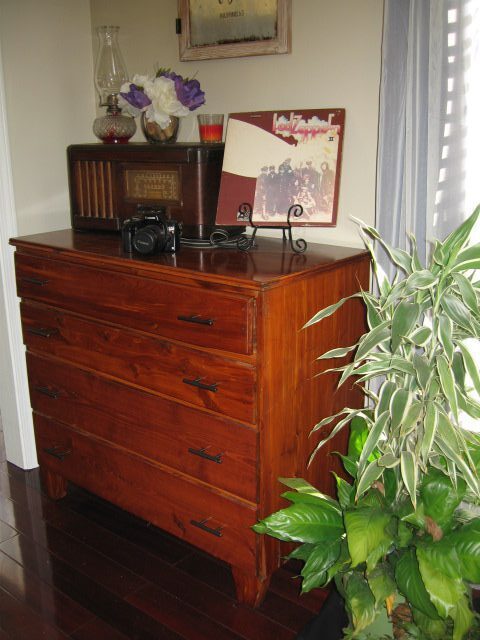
xmin=0 ymin=425 xmax=327 ymax=639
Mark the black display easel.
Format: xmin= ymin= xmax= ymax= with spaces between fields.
xmin=235 ymin=203 xmax=307 ymax=253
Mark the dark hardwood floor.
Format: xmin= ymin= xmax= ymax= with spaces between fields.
xmin=0 ymin=424 xmax=328 ymax=639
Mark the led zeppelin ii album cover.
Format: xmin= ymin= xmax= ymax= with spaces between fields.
xmin=215 ymin=109 xmax=345 ymax=227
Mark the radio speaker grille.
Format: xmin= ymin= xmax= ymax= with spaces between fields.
xmin=73 ymin=160 xmax=114 ymax=220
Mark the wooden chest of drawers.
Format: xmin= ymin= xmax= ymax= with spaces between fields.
xmin=10 ymin=230 xmax=369 ymax=606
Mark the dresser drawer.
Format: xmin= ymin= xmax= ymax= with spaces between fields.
xmin=27 ymin=353 xmax=258 ymax=502
xmin=15 ymin=253 xmax=254 ymax=355
xmin=34 ymin=414 xmax=258 ymax=571
xmin=21 ymin=302 xmax=256 ymax=424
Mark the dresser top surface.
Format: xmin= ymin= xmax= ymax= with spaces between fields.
xmin=10 ymin=229 xmax=369 ymax=288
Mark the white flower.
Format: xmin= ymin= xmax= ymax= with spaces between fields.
xmin=144 ymin=76 xmax=189 ymax=127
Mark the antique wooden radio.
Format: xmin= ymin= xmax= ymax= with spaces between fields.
xmin=67 ymin=143 xmax=234 ymax=239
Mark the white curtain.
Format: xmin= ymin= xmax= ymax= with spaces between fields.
xmin=376 ymin=0 xmax=480 ymax=271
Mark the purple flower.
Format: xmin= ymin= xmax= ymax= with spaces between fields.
xmin=120 ymin=84 xmax=151 ymax=109
xmin=174 ymin=78 xmax=205 ymax=111
xmin=157 ymin=69 xmax=205 ymax=111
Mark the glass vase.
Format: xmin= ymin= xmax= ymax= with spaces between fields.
xmin=141 ymin=113 xmax=179 ymax=143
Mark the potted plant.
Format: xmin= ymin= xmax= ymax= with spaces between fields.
xmin=254 ymin=207 xmax=480 ymax=639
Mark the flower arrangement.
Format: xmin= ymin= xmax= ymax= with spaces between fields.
xmin=119 ymin=68 xmax=205 ymax=128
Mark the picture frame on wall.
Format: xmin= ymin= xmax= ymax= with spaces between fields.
xmin=177 ymin=0 xmax=291 ymax=61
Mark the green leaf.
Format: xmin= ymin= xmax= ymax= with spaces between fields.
xmin=401 ymin=450 xmax=417 ymax=508
xmin=409 ymin=326 xmax=432 ymax=347
xmin=326 ymin=538 xmax=351 ymax=581
xmin=447 ymin=518 xmax=480 ymax=584
xmin=348 ymin=415 xmax=370 ymax=459
xmin=413 ymin=353 xmax=431 ymax=390
xmin=443 ymin=204 xmax=480 ymax=265
xmin=288 ymin=542 xmax=316 ymax=561
xmin=403 ymin=270 xmax=437 ymax=294
xmin=420 ymin=468 xmax=466 ymax=530
xmin=336 ymin=452 xmax=358 ymax=479
xmin=441 ymin=294 xmax=475 ymax=333
xmin=363 ymin=292 xmax=383 ymax=330
xmin=390 ymin=388 xmax=412 ymax=432
xmin=391 ymin=301 xmax=420 ymax=352
xmin=281 ymin=491 xmax=342 ymax=513
xmin=358 ymin=412 xmax=389 ymax=473
xmin=356 ymin=459 xmax=385 ymax=500
xmin=420 ymin=402 xmax=438 ymax=464
xmin=375 ymin=382 xmax=397 ymax=422
xmin=303 ymin=293 xmax=363 ymax=328
xmin=435 ymin=434 xmax=480 ymax=497
xmin=437 ymin=354 xmax=459 ymax=422
xmin=253 ymin=502 xmax=344 ymax=543
xmin=344 ymin=572 xmax=377 ymax=632
xmin=310 ymin=410 xmax=370 ymax=460
xmin=278 ymin=477 xmax=341 ymax=506
xmin=400 ymin=401 xmax=423 ymax=438
xmin=438 ymin=315 xmax=454 ymax=363
xmin=416 ymin=544 xmax=466 ymax=618
xmin=412 ymin=607 xmax=448 ymax=639
xmin=453 ymin=272 xmax=479 ymax=314
xmin=451 ymin=595 xmax=474 ymax=640
xmin=458 ymin=340 xmax=480 ymax=398
xmin=334 ymin=473 xmax=353 ymax=509
xmin=367 ymin=562 xmax=396 ymax=607
xmin=395 ymin=549 xmax=439 ymax=619
xmin=452 ymin=242 xmax=480 ymax=272
xmin=318 ymin=344 xmax=357 ymax=360
xmin=344 ymin=507 xmax=393 ymax=571
xmin=355 ymin=321 xmax=391 ymax=361
xmin=300 ymin=538 xmax=341 ymax=592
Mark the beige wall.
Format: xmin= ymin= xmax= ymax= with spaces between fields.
xmin=91 ymin=0 xmax=383 ymax=247
xmin=0 ymin=0 xmax=96 ymax=235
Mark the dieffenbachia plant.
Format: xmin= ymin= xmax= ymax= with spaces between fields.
xmin=254 ymin=207 xmax=480 ymax=639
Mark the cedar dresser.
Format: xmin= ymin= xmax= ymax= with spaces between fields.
xmin=10 ymin=230 xmax=369 ymax=606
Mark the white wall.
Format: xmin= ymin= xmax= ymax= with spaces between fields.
xmin=1 ymin=0 xmax=96 ymax=235
xmin=0 ymin=0 xmax=95 ymax=467
xmin=90 ymin=0 xmax=384 ymax=247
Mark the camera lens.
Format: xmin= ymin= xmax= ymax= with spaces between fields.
xmin=132 ymin=224 xmax=167 ymax=255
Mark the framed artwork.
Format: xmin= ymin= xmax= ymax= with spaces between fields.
xmin=177 ymin=0 xmax=291 ymax=61
xmin=215 ymin=109 xmax=346 ymax=228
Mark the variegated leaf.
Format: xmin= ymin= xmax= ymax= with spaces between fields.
xmin=401 ymin=450 xmax=417 ymax=508
xmin=437 ymin=354 xmax=459 ymax=422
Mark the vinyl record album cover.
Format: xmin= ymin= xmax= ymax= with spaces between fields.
xmin=215 ymin=109 xmax=345 ymax=227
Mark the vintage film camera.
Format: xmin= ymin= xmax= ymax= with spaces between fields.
xmin=122 ymin=207 xmax=182 ymax=255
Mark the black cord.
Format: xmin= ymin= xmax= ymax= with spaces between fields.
xmin=180 ymin=229 xmax=255 ymax=250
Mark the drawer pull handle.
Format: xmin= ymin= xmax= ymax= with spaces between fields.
xmin=27 ymin=327 xmax=58 ymax=338
xmin=177 ymin=314 xmax=214 ymax=327
xmin=22 ymin=276 xmax=49 ymax=286
xmin=44 ymin=446 xmax=71 ymax=461
xmin=188 ymin=447 xmax=223 ymax=464
xmin=182 ymin=377 xmax=218 ymax=393
xmin=35 ymin=386 xmax=60 ymax=399
xmin=190 ymin=518 xmax=223 ymax=537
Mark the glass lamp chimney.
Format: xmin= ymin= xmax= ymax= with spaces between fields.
xmin=94 ymin=26 xmax=128 ymax=107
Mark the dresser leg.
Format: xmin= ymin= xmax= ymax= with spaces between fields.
xmin=232 ymin=567 xmax=270 ymax=607
xmin=41 ymin=468 xmax=68 ymax=499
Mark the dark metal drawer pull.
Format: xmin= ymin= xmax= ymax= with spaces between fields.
xmin=182 ymin=377 xmax=218 ymax=393
xmin=27 ymin=327 xmax=58 ymax=338
xmin=35 ymin=386 xmax=60 ymax=399
xmin=190 ymin=518 xmax=223 ymax=537
xmin=22 ymin=276 xmax=49 ymax=286
xmin=177 ymin=314 xmax=214 ymax=326
xmin=43 ymin=446 xmax=71 ymax=461
xmin=188 ymin=447 xmax=223 ymax=464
